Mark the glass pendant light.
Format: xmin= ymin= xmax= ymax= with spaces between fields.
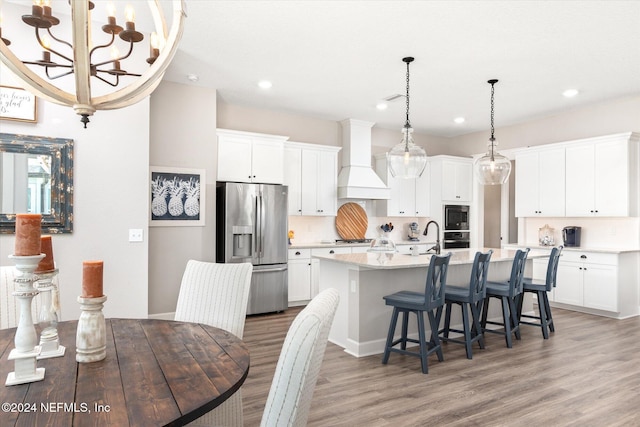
xmin=474 ymin=79 xmax=512 ymax=185
xmin=387 ymin=57 xmax=427 ymax=179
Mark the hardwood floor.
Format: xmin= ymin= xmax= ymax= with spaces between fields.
xmin=241 ymin=305 xmax=640 ymax=426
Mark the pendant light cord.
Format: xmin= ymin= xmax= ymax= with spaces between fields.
xmin=488 ymin=79 xmax=498 ymax=160
xmin=405 ymin=60 xmax=411 ymax=129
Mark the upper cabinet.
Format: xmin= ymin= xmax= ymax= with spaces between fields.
xmin=284 ymin=142 xmax=341 ymax=216
xmin=217 ymin=129 xmax=288 ymax=184
xmin=429 ymin=156 xmax=473 ymax=203
xmin=515 ymin=147 xmax=565 ymax=217
xmin=374 ymin=154 xmax=430 ymax=217
xmin=565 ymin=133 xmax=639 ymax=217
xmin=514 ymin=132 xmax=638 ymax=218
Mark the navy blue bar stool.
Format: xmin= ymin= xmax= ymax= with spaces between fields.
xmin=440 ymin=250 xmax=493 ymax=359
xmin=518 ymin=246 xmax=563 ymax=339
xmin=481 ymin=248 xmax=529 ymax=348
xmin=382 ymin=253 xmax=452 ymax=374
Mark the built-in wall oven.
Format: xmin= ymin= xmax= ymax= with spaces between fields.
xmin=443 ymin=205 xmax=470 ymax=249
xmin=443 ymin=231 xmax=470 ymax=249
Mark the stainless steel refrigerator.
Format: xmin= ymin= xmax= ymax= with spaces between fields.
xmin=216 ymin=182 xmax=288 ymax=314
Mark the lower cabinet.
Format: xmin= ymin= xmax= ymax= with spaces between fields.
xmin=554 ymin=251 xmax=619 ymax=313
xmin=288 ymin=246 xmax=351 ymax=306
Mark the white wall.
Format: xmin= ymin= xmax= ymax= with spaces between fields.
xmin=148 ymin=81 xmax=217 ymax=315
xmin=0 ymin=88 xmax=150 ymax=321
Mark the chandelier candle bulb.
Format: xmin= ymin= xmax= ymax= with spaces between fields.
xmin=82 ymin=261 xmax=104 ymax=298
xmin=36 ymin=236 xmax=55 ymax=273
xmin=31 ymin=4 xmax=43 ymax=18
xmin=15 ymin=214 xmax=42 ymax=256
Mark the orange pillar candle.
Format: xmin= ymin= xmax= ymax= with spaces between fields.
xmin=36 ymin=236 xmax=55 ymax=272
xmin=82 ymin=261 xmax=104 ymax=298
xmin=14 ymin=213 xmax=42 ymax=256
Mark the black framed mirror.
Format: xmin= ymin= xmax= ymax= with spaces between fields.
xmin=0 ymin=133 xmax=74 ymax=234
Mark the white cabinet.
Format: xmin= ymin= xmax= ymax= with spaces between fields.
xmin=555 ymin=251 xmax=618 ymax=312
xmin=284 ymin=146 xmax=302 ymax=215
xmin=217 ymin=129 xmax=288 ymax=184
xmin=374 ymin=154 xmax=430 ymax=217
xmin=284 ymin=142 xmax=341 ymax=216
xmin=515 ymin=147 xmax=565 ymax=217
xmin=441 ymin=160 xmax=473 ymax=202
xmin=288 ymin=249 xmax=312 ymax=304
xmin=565 ymin=134 xmax=638 ymax=217
xmin=429 ymin=157 xmax=473 ymax=203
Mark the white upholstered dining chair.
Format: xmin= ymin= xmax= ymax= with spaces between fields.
xmin=260 ymin=287 xmax=340 ymax=427
xmin=174 ymin=260 xmax=253 ymax=427
xmin=1 ymin=266 xmax=43 ymax=330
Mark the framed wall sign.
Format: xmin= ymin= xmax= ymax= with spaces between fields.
xmin=0 ymin=86 xmax=37 ymax=123
xmin=150 ymin=166 xmax=205 ymax=226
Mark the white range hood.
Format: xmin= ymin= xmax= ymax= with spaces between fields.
xmin=337 ymin=119 xmax=391 ymax=200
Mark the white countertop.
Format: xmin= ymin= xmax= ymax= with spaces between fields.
xmin=313 ymin=247 xmax=549 ymax=270
xmin=289 ymin=240 xmax=434 ymax=249
xmin=503 ymin=244 xmax=640 ymax=254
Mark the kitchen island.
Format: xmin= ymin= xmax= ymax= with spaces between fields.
xmin=315 ymin=248 xmax=548 ymax=357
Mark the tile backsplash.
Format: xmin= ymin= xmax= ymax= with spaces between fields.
xmin=521 ymin=217 xmax=640 ymax=249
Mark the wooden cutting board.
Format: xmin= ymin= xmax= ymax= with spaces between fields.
xmin=336 ymin=203 xmax=368 ymax=240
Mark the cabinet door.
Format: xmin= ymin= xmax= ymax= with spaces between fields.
xmin=414 ymin=163 xmax=430 ymax=217
xmin=554 ymin=262 xmax=583 ymax=306
xmin=217 ymin=136 xmax=253 ymax=182
xmin=594 ymin=140 xmax=628 ymax=216
xmin=316 ymin=150 xmax=338 ymax=216
xmin=515 ymin=152 xmax=540 ymax=217
xmin=284 ymin=147 xmax=302 ymax=215
xmin=442 ymin=162 xmax=472 ymax=202
xmin=538 ymin=147 xmax=566 ymax=216
xmin=583 ymin=264 xmax=618 ymax=311
xmin=288 ymin=258 xmax=311 ymax=302
xmin=251 ymin=139 xmax=284 ymax=184
xmin=565 ymin=144 xmax=595 ymax=216
xmin=300 ymin=150 xmax=320 ymax=215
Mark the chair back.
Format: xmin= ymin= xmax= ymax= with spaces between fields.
xmin=261 ymin=288 xmax=340 ymax=427
xmin=468 ymin=250 xmax=493 ymax=303
xmin=175 ymin=260 xmax=252 ymax=338
xmin=508 ymin=248 xmax=530 ymax=297
xmin=545 ymin=246 xmax=563 ymax=291
xmin=423 ymin=253 xmax=452 ymax=310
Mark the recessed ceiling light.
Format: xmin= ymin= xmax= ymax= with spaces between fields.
xmin=258 ymin=80 xmax=272 ymax=89
xmin=454 ymin=117 xmax=465 ymax=124
xmin=187 ymin=74 xmax=199 ymax=82
xmin=563 ymin=89 xmax=579 ymax=98
xmin=376 ymin=102 xmax=388 ymax=110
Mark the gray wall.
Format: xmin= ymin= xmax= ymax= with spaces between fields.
xmin=148 ymin=81 xmax=218 ymax=315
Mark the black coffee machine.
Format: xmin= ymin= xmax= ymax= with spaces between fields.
xmin=562 ymin=226 xmax=581 ymax=247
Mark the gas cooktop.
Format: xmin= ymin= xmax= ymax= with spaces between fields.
xmin=335 ymin=239 xmax=372 ymax=244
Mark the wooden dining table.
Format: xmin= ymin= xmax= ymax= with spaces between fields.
xmin=0 ymin=318 xmax=250 ymax=427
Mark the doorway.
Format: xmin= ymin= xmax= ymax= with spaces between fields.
xmin=482 ymin=160 xmax=516 ymax=248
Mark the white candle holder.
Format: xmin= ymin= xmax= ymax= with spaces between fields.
xmin=35 ymin=269 xmax=66 ymax=359
xmin=76 ymin=295 xmax=107 ymax=363
xmin=5 ymin=254 xmax=46 ymax=386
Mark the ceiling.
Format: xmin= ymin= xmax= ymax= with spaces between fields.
xmin=160 ymin=1 xmax=640 ymax=138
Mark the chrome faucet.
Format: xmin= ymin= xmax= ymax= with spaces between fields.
xmin=423 ymin=220 xmax=441 ymax=254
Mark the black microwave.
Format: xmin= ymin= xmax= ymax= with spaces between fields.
xmin=444 ymin=205 xmax=469 ymax=230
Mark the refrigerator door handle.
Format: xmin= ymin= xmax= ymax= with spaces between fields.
xmin=254 ymin=194 xmax=260 ymax=259
xmin=258 ymin=193 xmax=263 ymax=258
xmin=254 ymin=266 xmax=288 ymax=273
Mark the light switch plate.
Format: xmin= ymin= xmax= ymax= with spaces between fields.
xmin=129 ymin=229 xmax=143 ymax=242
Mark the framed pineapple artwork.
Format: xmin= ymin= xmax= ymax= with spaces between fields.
xmin=150 ymin=166 xmax=205 ymax=226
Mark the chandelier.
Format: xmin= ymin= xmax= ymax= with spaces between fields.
xmin=386 ymin=56 xmax=427 ymax=179
xmin=0 ymin=0 xmax=186 ymax=127
xmin=474 ymin=79 xmax=512 ymax=185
